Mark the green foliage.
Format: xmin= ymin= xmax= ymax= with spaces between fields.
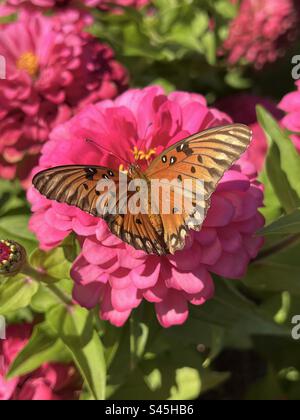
xmin=0 ymin=275 xmax=39 ymax=316
xmin=7 ymin=322 xmax=71 ymax=379
xmin=30 ymin=247 xmax=72 ymax=282
xmin=2 ymin=0 xmax=300 ymax=401
xmin=89 ymin=0 xmax=238 ymax=93
xmin=47 ymin=305 xmax=106 ymax=400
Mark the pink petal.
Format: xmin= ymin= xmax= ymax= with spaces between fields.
xmin=155 ymin=291 xmax=189 ymax=328
xmin=73 ymin=282 xmax=103 ymax=309
xmin=131 ymin=257 xmax=161 ymax=289
xmin=100 ymin=288 xmax=132 ymax=327
xmin=204 ymin=195 xmax=235 ymax=227
xmin=211 ymin=248 xmax=249 ymax=279
xmin=172 ymin=266 xmax=210 ymax=294
xmin=111 ymin=283 xmax=142 ymax=312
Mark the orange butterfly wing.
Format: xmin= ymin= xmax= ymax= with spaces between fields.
xmin=33 ymin=165 xmax=168 ymax=255
xmin=145 ymin=124 xmax=252 ymax=254
xmin=32 ymin=165 xmax=120 ymax=219
xmin=108 ymin=213 xmax=168 ymax=256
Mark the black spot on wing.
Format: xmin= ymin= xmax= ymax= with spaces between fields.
xmin=85 ymin=167 xmax=97 ymax=180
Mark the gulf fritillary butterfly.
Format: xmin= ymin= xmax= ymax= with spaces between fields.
xmin=33 ymin=124 xmax=252 ymax=256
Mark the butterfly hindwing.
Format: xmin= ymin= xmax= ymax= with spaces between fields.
xmin=107 ymin=213 xmax=168 ymax=256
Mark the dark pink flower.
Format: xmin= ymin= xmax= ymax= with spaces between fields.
xmin=28 ymin=87 xmax=264 ymax=328
xmin=6 ymin=0 xmax=150 ymax=11
xmin=279 ymin=81 xmax=300 ymax=152
xmin=0 ymin=10 xmax=128 ymax=186
xmin=216 ymin=94 xmax=283 ymax=171
xmin=0 ymin=324 xmax=80 ymax=400
xmin=223 ymin=0 xmax=300 ymax=69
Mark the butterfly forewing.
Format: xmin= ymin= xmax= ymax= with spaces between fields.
xmin=32 ymin=165 xmax=121 ymax=218
xmin=146 ymin=124 xmax=252 ymax=253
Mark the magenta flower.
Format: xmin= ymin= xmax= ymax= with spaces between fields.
xmin=279 ymin=81 xmax=300 ymax=152
xmin=223 ymin=0 xmax=300 ymax=69
xmin=216 ymin=94 xmax=283 ymax=172
xmin=6 ymin=0 xmax=150 ymax=11
xmin=0 ymin=10 xmax=127 ymax=186
xmin=28 ymin=87 xmax=264 ymax=328
xmin=0 ymin=325 xmax=80 ymax=400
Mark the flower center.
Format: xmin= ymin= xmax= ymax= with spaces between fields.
xmin=132 ymin=146 xmax=157 ymax=162
xmin=17 ymin=52 xmax=39 ymax=77
xmin=0 ymin=242 xmax=11 ymax=263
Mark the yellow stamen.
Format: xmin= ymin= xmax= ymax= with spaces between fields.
xmin=119 ymin=164 xmax=128 ymax=174
xmin=17 ymin=52 xmax=39 ymax=77
xmin=131 ymin=147 xmax=157 ymax=162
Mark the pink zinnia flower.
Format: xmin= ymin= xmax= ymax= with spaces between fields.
xmin=216 ymin=94 xmax=283 ymax=172
xmin=0 ymin=10 xmax=128 ymax=186
xmin=0 ymin=324 xmax=80 ymax=400
xmin=279 ymin=81 xmax=300 ymax=152
xmin=28 ymin=86 xmax=264 ymax=328
xmin=223 ymin=0 xmax=300 ymax=69
xmin=6 ymin=0 xmax=150 ymax=11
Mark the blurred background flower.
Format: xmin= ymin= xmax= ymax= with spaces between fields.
xmin=223 ymin=0 xmax=300 ymax=69
xmin=279 ymin=81 xmax=300 ymax=152
xmin=0 ymin=10 xmax=127 ymax=187
xmin=0 ymin=324 xmax=80 ymax=400
xmin=28 ymin=86 xmax=264 ymax=327
xmin=216 ymin=94 xmax=283 ymax=172
xmin=6 ymin=0 xmax=150 ymax=11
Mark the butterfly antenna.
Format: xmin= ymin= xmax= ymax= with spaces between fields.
xmin=86 ymin=139 xmax=131 ymax=166
xmin=138 ymin=122 xmax=153 ymax=153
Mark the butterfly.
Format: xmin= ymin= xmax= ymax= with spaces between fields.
xmin=33 ymin=124 xmax=252 ymax=256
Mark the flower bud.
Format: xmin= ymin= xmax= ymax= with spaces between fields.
xmin=0 ymin=240 xmax=27 ymax=276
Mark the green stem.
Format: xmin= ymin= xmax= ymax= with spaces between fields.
xmin=22 ymin=263 xmax=72 ymax=306
xmin=254 ymin=234 xmax=300 ymax=263
xmin=22 ymin=264 xmax=56 ymax=284
xmin=47 ymin=283 xmax=73 ymax=306
xmin=129 ymin=316 xmax=138 ymax=372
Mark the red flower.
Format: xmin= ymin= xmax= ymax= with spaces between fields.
xmin=0 ymin=10 xmax=128 ymax=186
xmin=0 ymin=324 xmax=80 ymax=400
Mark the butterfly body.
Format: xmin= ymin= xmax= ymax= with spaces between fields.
xmin=33 ymin=124 xmax=252 ymax=256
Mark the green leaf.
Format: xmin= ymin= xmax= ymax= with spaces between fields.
xmin=30 ymin=280 xmax=73 ymax=313
xmin=261 ymin=209 xmax=300 ymax=235
xmin=0 ymin=12 xmax=18 ymax=24
xmin=7 ymin=322 xmax=70 ymax=379
xmin=0 ymin=215 xmax=38 ymax=253
xmin=214 ymin=0 xmax=238 ymax=19
xmin=243 ymin=241 xmax=300 ymax=296
xmin=0 ymin=179 xmax=26 ymax=217
xmin=225 ymin=70 xmax=252 ymax=89
xmin=199 ymin=369 xmax=231 ymax=395
xmin=0 ymin=275 xmax=39 ymax=315
xmin=47 ymin=305 xmax=106 ymax=400
xmin=30 ymin=247 xmax=72 ymax=281
xmin=259 ymin=170 xmax=282 ymax=224
xmin=169 ymin=367 xmax=202 ymax=400
xmin=245 ymin=365 xmax=284 ymax=400
xmin=61 ymin=234 xmax=81 ymax=263
xmin=257 ymin=106 xmax=300 ymax=204
xmin=266 ymin=142 xmax=299 ymax=214
xmin=192 ymin=280 xmax=289 ymax=337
